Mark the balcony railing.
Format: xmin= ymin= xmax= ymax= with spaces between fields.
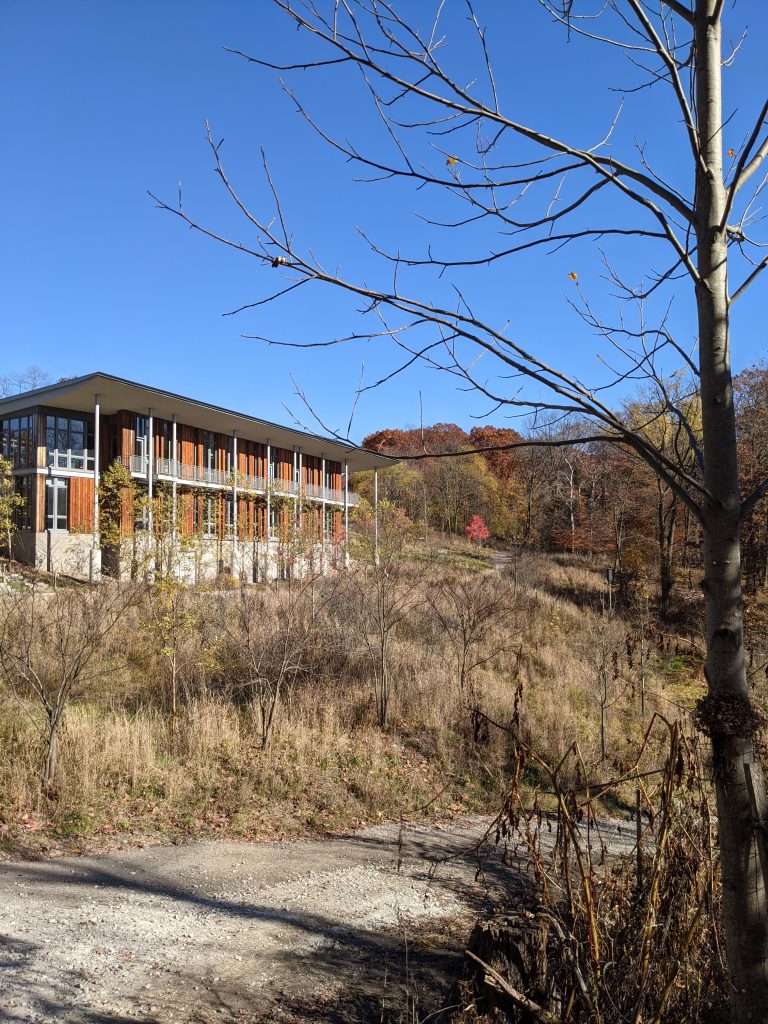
xmin=117 ymin=456 xmax=358 ymax=505
xmin=305 ymin=483 xmax=359 ymax=505
xmin=47 ymin=449 xmax=95 ymax=472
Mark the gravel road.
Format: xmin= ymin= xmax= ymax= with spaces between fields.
xmin=0 ymin=815 xmax=638 ymax=1023
xmin=0 ymin=817 xmax=501 ymax=1023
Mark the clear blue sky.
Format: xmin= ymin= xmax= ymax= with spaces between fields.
xmin=2 ymin=2 xmax=766 ymax=441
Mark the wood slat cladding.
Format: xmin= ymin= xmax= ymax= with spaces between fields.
xmin=327 ymin=460 xmax=342 ymax=490
xmin=215 ymin=433 xmax=230 ymax=473
xmin=117 ymin=411 xmax=134 ymax=461
xmin=69 ymin=476 xmax=95 ymax=533
xmin=237 ymin=439 xmax=267 ymax=482
xmin=180 ymin=424 xmax=195 ymax=468
xmin=35 ymin=477 xmax=45 ymax=532
xmin=273 ymin=447 xmax=292 ymax=482
xmin=237 ymin=494 xmax=266 ymax=541
xmin=303 ymin=454 xmax=322 ymax=488
xmin=153 ymin=418 xmax=172 ymax=462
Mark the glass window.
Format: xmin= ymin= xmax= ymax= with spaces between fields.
xmin=45 ymin=478 xmax=68 ymax=531
xmin=70 ymin=419 xmax=85 ymax=453
xmin=2 ymin=414 xmax=34 ymax=468
xmin=44 ymin=412 xmax=94 ymax=469
xmin=56 ymin=416 xmax=69 ymax=452
xmin=18 ymin=417 xmax=27 ymax=468
xmin=203 ymin=432 xmax=215 ymax=471
xmin=224 ymin=495 xmax=234 ymax=538
xmin=135 ymin=416 xmax=147 ymax=457
xmin=269 ymin=448 xmax=280 ymax=481
xmin=203 ymin=495 xmax=217 ymax=537
xmin=15 ymin=476 xmax=33 ymax=530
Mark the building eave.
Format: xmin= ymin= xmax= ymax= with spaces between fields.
xmin=0 ymin=372 xmax=398 ymax=473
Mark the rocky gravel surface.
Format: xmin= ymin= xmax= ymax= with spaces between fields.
xmin=0 ymin=815 xmax=637 ymax=1023
xmin=0 ymin=818 xmax=505 ymax=1023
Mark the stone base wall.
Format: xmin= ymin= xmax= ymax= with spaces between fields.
xmin=11 ymin=531 xmax=344 ymax=584
xmin=12 ymin=532 xmax=101 ymax=581
xmin=113 ymin=536 xmax=345 ymax=583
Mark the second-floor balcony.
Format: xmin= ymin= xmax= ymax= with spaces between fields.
xmin=118 ymin=455 xmax=358 ymax=505
xmin=47 ymin=449 xmax=95 ymax=472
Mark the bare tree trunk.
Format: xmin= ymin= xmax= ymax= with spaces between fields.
xmin=378 ymin=630 xmax=389 ymax=728
xmin=43 ymin=720 xmax=59 ymax=790
xmin=696 ymin=5 xmax=768 ymax=1014
xmin=658 ymin=486 xmax=677 ymax=615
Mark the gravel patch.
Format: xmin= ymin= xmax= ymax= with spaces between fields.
xmin=0 ymin=814 xmax=638 ymax=1022
xmin=0 ymin=819 xmax=495 ymax=1022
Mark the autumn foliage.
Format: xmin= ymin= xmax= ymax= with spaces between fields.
xmin=465 ymin=515 xmax=490 ymax=545
xmin=356 ymin=360 xmax=768 ymax=613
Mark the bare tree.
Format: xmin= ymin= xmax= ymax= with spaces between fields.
xmin=351 ymin=498 xmax=421 ymax=728
xmin=153 ymin=2 xmax=768 ymax=1013
xmin=0 ymin=580 xmax=144 ymax=789
xmin=217 ymin=572 xmax=330 ymax=748
xmin=0 ymin=366 xmax=50 ymax=398
xmin=428 ymin=571 xmax=516 ymax=695
xmin=579 ymin=613 xmax=631 ymax=761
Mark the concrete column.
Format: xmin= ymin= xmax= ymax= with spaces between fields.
xmin=171 ymin=415 xmax=177 ymax=535
xmin=297 ymin=448 xmax=303 ymax=529
xmin=93 ymin=394 xmax=100 ymax=545
xmin=232 ymin=432 xmax=238 ymax=548
xmin=344 ymin=459 xmax=349 ymax=566
xmin=90 ymin=394 xmax=101 ymax=582
xmin=374 ymin=466 xmax=379 ymax=566
xmin=293 ymin=447 xmax=298 ymax=527
xmin=320 ymin=455 xmax=327 ymax=572
xmin=266 ymin=440 xmax=271 ymax=540
xmin=147 ymin=409 xmax=154 ymax=533
xmin=321 ymin=456 xmax=327 ymax=526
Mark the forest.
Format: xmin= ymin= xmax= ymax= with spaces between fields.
xmin=358 ymin=360 xmax=768 ymax=607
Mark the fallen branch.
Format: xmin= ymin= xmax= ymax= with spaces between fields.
xmin=464 ymin=949 xmax=562 ymax=1023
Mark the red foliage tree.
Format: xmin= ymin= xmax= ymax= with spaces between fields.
xmin=466 ymin=515 xmax=490 ymax=545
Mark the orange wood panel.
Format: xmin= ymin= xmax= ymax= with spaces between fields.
xmin=117 ymin=411 xmax=134 ymax=462
xmin=215 ymin=433 xmax=227 ymax=473
xmin=35 ymin=476 xmax=45 ymax=532
xmin=327 ymin=460 xmax=342 ymax=490
xmin=179 ymin=425 xmax=195 ymax=469
xmin=69 ymin=476 xmax=95 ymax=533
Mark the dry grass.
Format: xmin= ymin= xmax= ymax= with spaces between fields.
xmin=0 ymin=551 xmax=693 ymax=856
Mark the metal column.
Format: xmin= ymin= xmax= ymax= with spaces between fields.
xmin=232 ymin=432 xmax=238 ymax=552
xmin=147 ymin=408 xmax=154 ymax=532
xmin=343 ymin=459 xmax=349 ymax=564
xmin=266 ymin=441 xmax=271 ymax=540
xmin=92 ymin=394 xmax=100 ymax=547
xmin=171 ymin=415 xmax=177 ymax=534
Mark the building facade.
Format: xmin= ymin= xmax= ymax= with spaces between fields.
xmin=0 ymin=373 xmax=393 ymax=581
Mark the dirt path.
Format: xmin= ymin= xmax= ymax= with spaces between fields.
xmin=0 ymin=815 xmax=637 ymax=1023
xmin=0 ymin=817 xmax=504 ymax=1023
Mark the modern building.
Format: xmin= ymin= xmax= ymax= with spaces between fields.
xmin=0 ymin=372 xmax=394 ymax=581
